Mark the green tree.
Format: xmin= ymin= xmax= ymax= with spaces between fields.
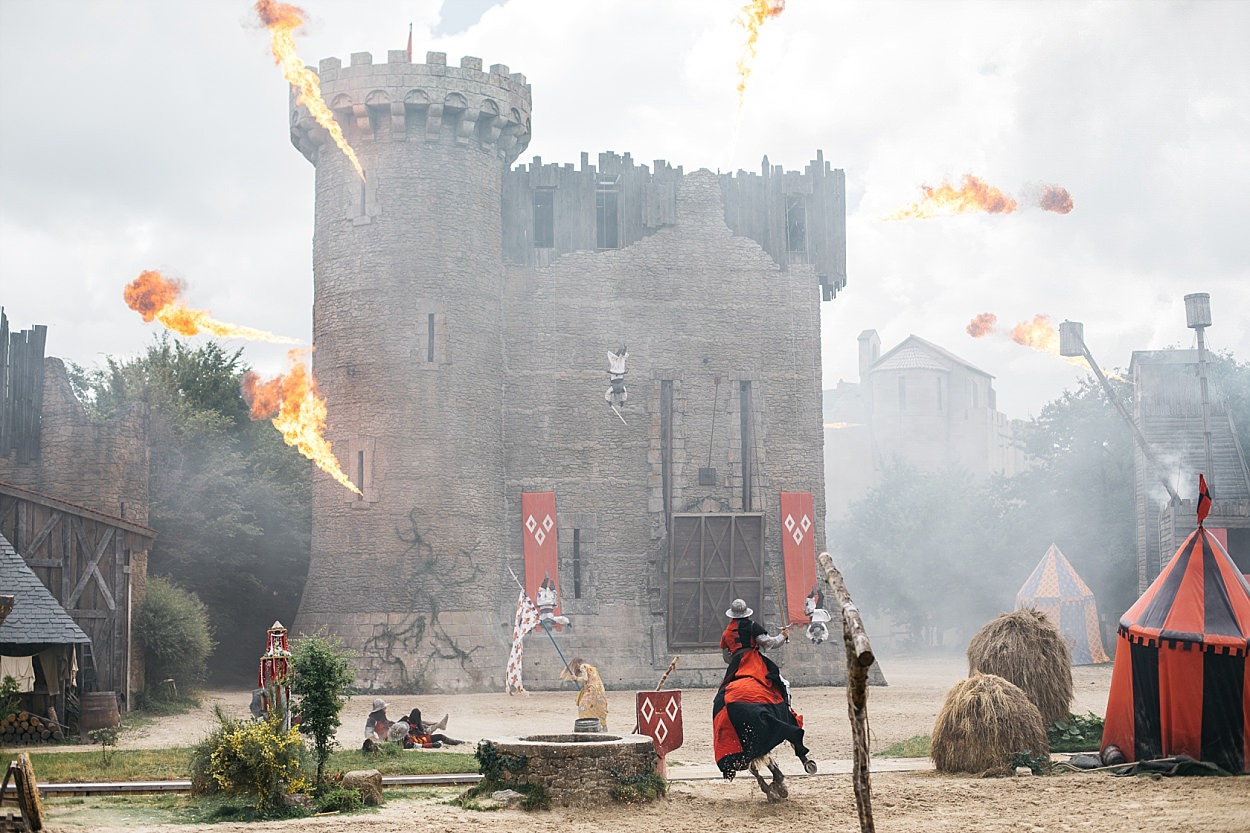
xmin=290 ymin=632 xmax=355 ymax=786
xmin=135 ymin=576 xmax=215 ymax=695
xmin=71 ymin=335 xmax=311 ymax=682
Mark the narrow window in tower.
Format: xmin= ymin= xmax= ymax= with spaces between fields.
xmin=936 ymin=376 xmax=944 ymax=412
xmin=572 ymin=528 xmax=582 ymax=599
xmin=898 ymin=376 xmax=907 ymax=410
xmin=533 ymin=188 xmax=555 ymax=248
xmin=596 ymin=177 xmax=620 ymax=249
xmin=785 ymin=194 xmax=807 ymax=253
xmin=427 ymin=313 xmax=436 ymax=362
xmin=356 ymin=450 xmax=365 ymax=500
xmin=359 ymin=170 xmax=367 ymax=215
xmin=740 ymin=381 xmax=754 ymax=511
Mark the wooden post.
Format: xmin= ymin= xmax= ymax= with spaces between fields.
xmin=817 ymin=550 xmax=875 ymax=833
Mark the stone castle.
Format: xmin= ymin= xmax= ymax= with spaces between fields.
xmin=288 ymin=49 xmax=847 ymax=692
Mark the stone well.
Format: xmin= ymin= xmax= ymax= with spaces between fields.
xmin=482 ymin=733 xmax=658 ymax=806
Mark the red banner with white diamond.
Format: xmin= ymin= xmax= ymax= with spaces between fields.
xmin=636 ymin=690 xmax=683 ymax=757
xmin=780 ymin=491 xmax=818 ymax=624
xmin=521 ymin=491 xmax=560 ymax=615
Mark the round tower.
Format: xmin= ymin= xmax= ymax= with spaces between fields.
xmin=289 ymin=49 xmax=531 ymax=690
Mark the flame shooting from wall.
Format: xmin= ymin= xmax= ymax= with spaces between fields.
xmin=255 ymin=0 xmax=365 ymax=181
xmin=967 ymin=312 xmax=1091 ymax=371
xmin=824 ymin=422 xmax=862 ymax=429
xmin=242 ymin=351 xmax=363 ymax=495
xmin=886 ymin=176 xmax=1075 ymax=219
xmin=124 ymin=270 xmax=300 ymax=343
xmin=736 ymin=0 xmax=785 ymax=109
xmin=885 ymin=175 xmax=1017 ymax=220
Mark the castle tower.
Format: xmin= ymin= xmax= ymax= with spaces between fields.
xmin=289 ymin=50 xmax=531 ymax=689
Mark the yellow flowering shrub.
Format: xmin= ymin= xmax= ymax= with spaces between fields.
xmin=190 ymin=708 xmax=308 ymax=815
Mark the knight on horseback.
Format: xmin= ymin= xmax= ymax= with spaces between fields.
xmin=712 ymin=598 xmax=816 ymax=801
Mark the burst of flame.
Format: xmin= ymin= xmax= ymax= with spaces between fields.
xmin=255 ymin=0 xmax=365 ymax=181
xmin=966 ymin=312 xmax=998 ymax=338
xmin=824 ymin=422 xmax=862 ymax=429
xmin=1039 ymin=185 xmax=1074 ymax=214
xmin=242 ymin=350 xmax=363 ymax=495
xmin=735 ymin=0 xmax=785 ymax=109
xmin=1010 ymin=314 xmax=1092 ymax=371
xmin=885 ymin=174 xmax=1018 ymax=220
xmin=123 ymin=270 xmax=300 ymax=343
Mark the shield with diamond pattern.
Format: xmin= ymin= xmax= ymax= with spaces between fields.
xmin=636 ymin=690 xmax=684 ymax=756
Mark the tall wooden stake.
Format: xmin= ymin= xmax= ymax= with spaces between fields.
xmin=818 ymin=550 xmax=875 ymax=833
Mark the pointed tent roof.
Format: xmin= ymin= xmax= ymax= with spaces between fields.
xmin=1120 ymin=526 xmax=1250 ymax=654
xmin=0 ymin=532 xmax=90 ymax=645
xmin=1017 ymin=544 xmax=1097 ymax=604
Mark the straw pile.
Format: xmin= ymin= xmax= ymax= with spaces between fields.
xmin=967 ymin=607 xmax=1072 ymax=725
xmin=931 ymin=673 xmax=1048 ymax=776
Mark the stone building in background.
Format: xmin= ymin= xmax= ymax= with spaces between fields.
xmin=287 ymin=50 xmax=846 ymax=691
xmin=824 ymin=331 xmax=1029 ymax=523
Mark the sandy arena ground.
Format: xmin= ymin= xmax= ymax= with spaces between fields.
xmin=41 ymin=652 xmax=1250 ymax=832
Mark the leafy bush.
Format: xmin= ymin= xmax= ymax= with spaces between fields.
xmin=0 ymin=675 xmax=20 ymax=717
xmin=313 ymin=786 xmax=362 ymax=814
xmin=290 ymin=631 xmax=354 ymax=785
xmin=1047 ymin=712 xmax=1105 ymax=752
xmin=189 ymin=707 xmax=307 ymax=816
xmin=135 ymin=576 xmax=215 ymax=697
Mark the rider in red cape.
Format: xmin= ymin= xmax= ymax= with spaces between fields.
xmin=712 ymin=598 xmax=812 ymax=780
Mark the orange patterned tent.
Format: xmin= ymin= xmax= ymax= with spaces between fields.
xmin=1015 ymin=544 xmax=1110 ymax=665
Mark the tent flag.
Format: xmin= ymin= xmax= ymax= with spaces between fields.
xmin=1101 ymin=526 xmax=1250 ymax=773
xmin=779 ymin=491 xmax=818 ymax=624
xmin=1198 ymin=473 xmax=1212 ymax=525
xmin=1015 ymin=543 xmax=1109 ymax=665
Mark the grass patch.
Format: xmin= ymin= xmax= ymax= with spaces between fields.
xmin=9 ymin=746 xmax=474 ymax=784
xmin=875 ymin=735 xmax=931 ymax=758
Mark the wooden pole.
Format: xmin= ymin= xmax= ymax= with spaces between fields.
xmin=818 ymin=550 xmax=875 ymax=833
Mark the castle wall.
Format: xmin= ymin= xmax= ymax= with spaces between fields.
xmin=290 ymin=50 xmax=842 ymax=692
xmin=0 ymin=359 xmax=149 ymax=524
xmin=499 ymin=169 xmax=837 ymax=689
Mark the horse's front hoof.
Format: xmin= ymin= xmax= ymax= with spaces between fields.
xmin=803 ymin=758 xmax=818 ymax=774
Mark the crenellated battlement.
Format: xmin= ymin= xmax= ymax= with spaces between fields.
xmin=290 ymin=50 xmax=532 ymax=167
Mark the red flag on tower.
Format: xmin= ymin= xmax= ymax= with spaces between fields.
xmin=406 ymin=23 xmax=413 ymax=62
xmin=1197 ymin=474 xmax=1212 ymax=525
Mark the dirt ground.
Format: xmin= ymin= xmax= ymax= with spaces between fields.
xmin=44 ymin=652 xmax=1250 ymax=832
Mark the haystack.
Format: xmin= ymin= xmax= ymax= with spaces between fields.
xmin=967 ymin=607 xmax=1072 ymax=725
xmin=931 ymin=673 xmax=1048 ymax=776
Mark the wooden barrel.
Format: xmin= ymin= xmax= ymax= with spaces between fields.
xmin=79 ymin=691 xmax=121 ymax=733
xmin=573 ymin=717 xmax=602 ymax=733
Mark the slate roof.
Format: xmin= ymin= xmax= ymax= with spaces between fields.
xmin=871 ymin=334 xmax=994 ymax=378
xmin=0 ymin=532 xmax=91 ymax=645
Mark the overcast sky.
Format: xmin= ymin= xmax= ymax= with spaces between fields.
xmin=1 ymin=0 xmax=1246 ymax=418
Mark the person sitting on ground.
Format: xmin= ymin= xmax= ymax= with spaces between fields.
xmin=402 ymin=707 xmax=466 ymax=748
xmin=365 ymin=698 xmax=393 ymax=743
